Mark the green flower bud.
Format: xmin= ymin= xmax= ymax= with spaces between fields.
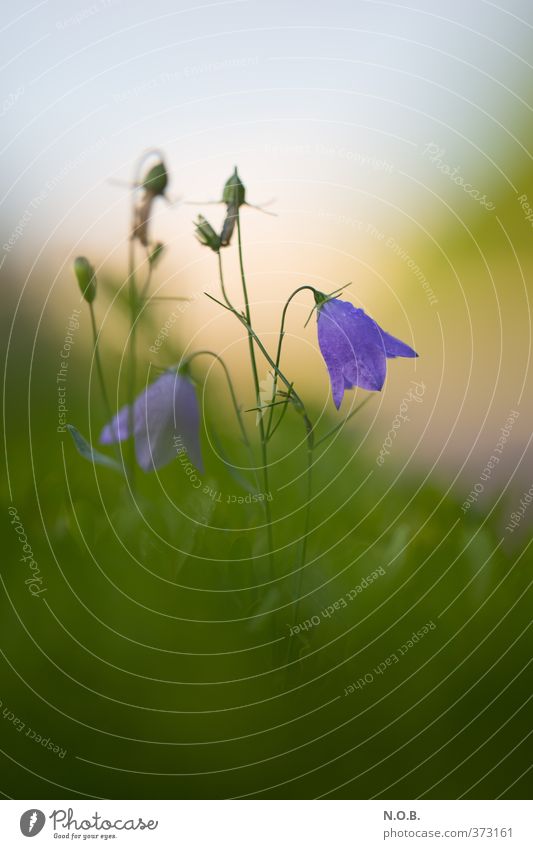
xmin=220 ymin=205 xmax=237 ymax=246
xmin=74 ymin=256 xmax=97 ymax=303
xmin=194 ymin=215 xmax=221 ymax=252
xmin=222 ymin=167 xmax=245 ymax=208
xmin=313 ymin=289 xmax=328 ymax=307
xmin=142 ymin=160 xmax=168 ymax=196
xmin=148 ymin=241 xmax=165 ymax=266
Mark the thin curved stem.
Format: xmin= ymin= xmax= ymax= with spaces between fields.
xmin=126 ymin=149 xmax=163 ymax=491
xmin=236 ymin=214 xmax=253 ymax=325
xmin=183 ymin=349 xmax=259 ymax=491
xmin=238 ymin=312 xmax=314 ymax=444
xmin=256 ymin=284 xmax=318 ymax=665
xmin=266 ymin=285 xmax=317 ymax=441
xmin=89 ymin=303 xmax=113 ymax=425
xmin=212 ymin=245 xmax=317 ymax=659
xmin=287 ymin=442 xmax=313 ymax=662
xmin=127 ymin=232 xmax=137 ymax=492
xmin=139 ymin=249 xmax=154 ymax=302
xmin=235 ymin=214 xmax=274 ymax=568
xmin=267 ymin=393 xmax=291 ymax=440
xmin=224 ymin=269 xmax=316 ymax=658
xmin=217 ymin=251 xmax=234 ymax=310
xmin=286 ymin=397 xmax=373 ymax=664
xmin=207 ymin=289 xmax=315 ymax=447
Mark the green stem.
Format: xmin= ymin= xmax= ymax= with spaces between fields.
xmin=217 ymin=251 xmax=234 ymax=310
xmin=267 ymin=393 xmax=291 ymax=440
xmin=125 ymin=149 xmax=168 ymax=491
xmin=127 ymin=233 xmax=137 ymax=492
xmin=287 ymin=441 xmax=313 ymax=664
xmin=286 ymin=397 xmax=373 ymax=664
xmin=258 ymin=283 xmax=318 ymax=666
xmin=89 ymin=303 xmax=113 ymax=425
xmin=126 ymin=151 xmax=162 ymax=491
xmin=207 ymin=292 xmax=313 ymax=438
xmin=235 ymin=214 xmax=274 ymax=568
xmin=184 ymin=349 xmax=259 ymax=491
xmin=139 ymin=250 xmax=154 ymax=302
xmin=212 ymin=258 xmax=317 ymax=658
xmin=266 ymin=285 xmax=317 ymax=440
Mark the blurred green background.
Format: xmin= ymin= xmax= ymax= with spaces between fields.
xmin=1 ymin=0 xmax=532 ymax=799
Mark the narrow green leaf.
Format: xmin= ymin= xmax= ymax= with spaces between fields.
xmin=67 ymin=425 xmax=125 ymax=474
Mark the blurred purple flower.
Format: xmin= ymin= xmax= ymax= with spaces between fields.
xmin=100 ymin=371 xmax=203 ymax=472
xmin=317 ymin=297 xmax=418 ymax=408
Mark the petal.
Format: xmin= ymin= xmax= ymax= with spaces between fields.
xmin=132 ymin=373 xmax=174 ymax=471
xmin=343 ymin=342 xmax=386 ymax=391
xmin=100 ymin=403 xmax=131 ymax=444
xmin=317 ymin=307 xmax=351 ymax=408
xmin=318 ymin=301 xmax=358 ymax=368
xmin=171 ymin=376 xmax=204 ymax=472
xmin=377 ymin=327 xmax=418 ymax=359
xmin=324 ymin=352 xmax=346 ymax=409
xmin=134 ymin=372 xmax=203 ymax=472
xmin=319 ymin=299 xmax=386 ymax=395
xmin=320 ymin=299 xmax=417 ymax=390
xmin=321 ymin=299 xmax=382 ymax=350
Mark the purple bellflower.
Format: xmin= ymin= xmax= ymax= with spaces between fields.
xmin=316 ymin=295 xmax=418 ymax=409
xmin=100 ymin=370 xmax=203 ymax=472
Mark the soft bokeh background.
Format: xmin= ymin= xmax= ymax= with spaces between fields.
xmin=1 ymin=0 xmax=532 ymax=801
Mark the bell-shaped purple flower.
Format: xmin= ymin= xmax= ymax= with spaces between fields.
xmin=100 ymin=370 xmax=203 ymax=472
xmin=316 ymin=296 xmax=418 ymax=409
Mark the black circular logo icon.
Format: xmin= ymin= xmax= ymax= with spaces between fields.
xmin=20 ymin=810 xmax=46 ymax=837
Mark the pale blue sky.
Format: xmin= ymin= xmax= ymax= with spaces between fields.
xmin=2 ymin=0 xmax=532 ymax=263
xmin=3 ymin=0 xmax=533 ymax=483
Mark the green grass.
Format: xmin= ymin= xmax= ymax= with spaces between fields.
xmin=1 ymin=292 xmax=531 ymax=800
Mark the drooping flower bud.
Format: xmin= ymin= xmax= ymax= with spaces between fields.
xmin=74 ymin=256 xmax=97 ymax=303
xmin=220 ymin=204 xmax=237 ymax=247
xmin=222 ymin=167 xmax=245 ymax=208
xmin=142 ymin=160 xmax=168 ymax=197
xmin=317 ymin=296 xmax=418 ymax=408
xmin=100 ymin=370 xmax=203 ymax=472
xmin=132 ymin=194 xmax=153 ymax=246
xmin=313 ymin=289 xmax=328 ymax=308
xmin=194 ymin=215 xmax=221 ymax=252
xmin=148 ymin=241 xmax=165 ymax=266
